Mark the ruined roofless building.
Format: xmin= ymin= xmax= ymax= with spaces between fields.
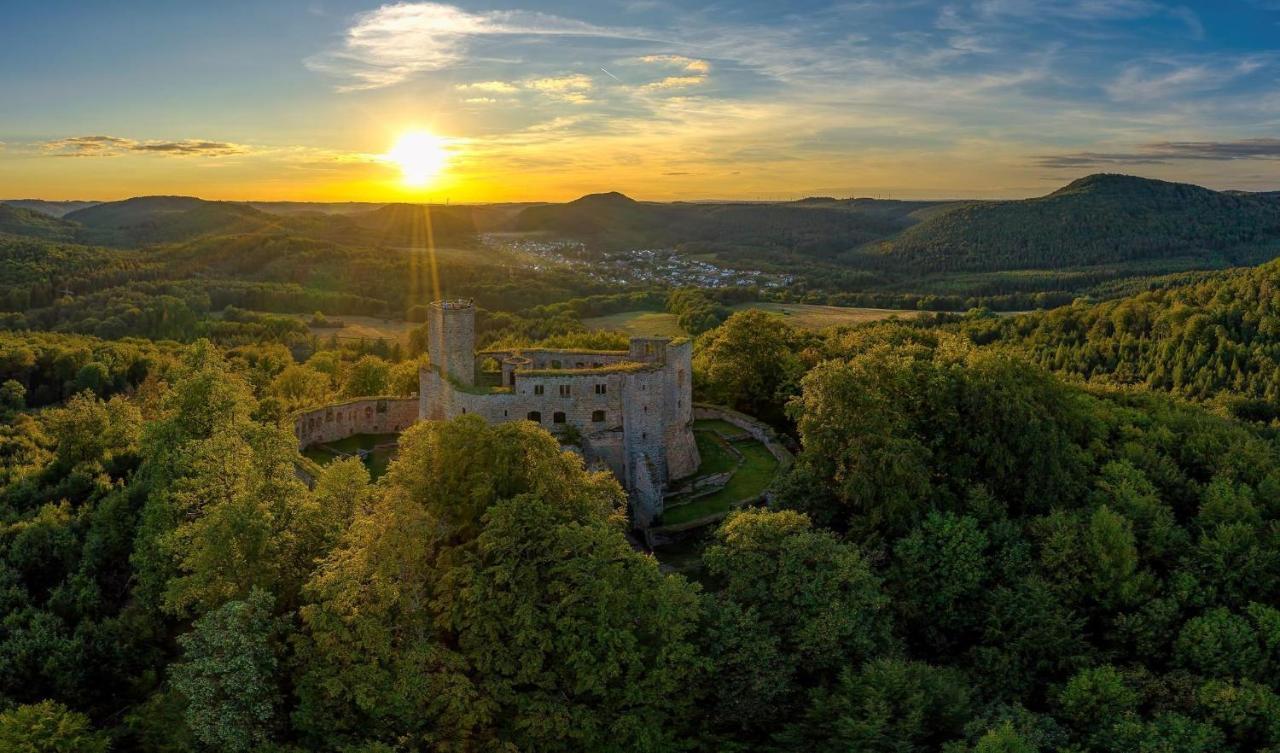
xmin=419 ymin=299 xmax=700 ymax=527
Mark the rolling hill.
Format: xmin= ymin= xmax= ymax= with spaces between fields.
xmin=64 ymin=195 xmax=287 ymax=246
xmin=864 ymin=174 xmax=1280 ymax=273
xmin=514 ymin=192 xmax=946 ymax=258
xmin=0 ymin=199 xmax=100 ymax=217
xmin=346 ymin=203 xmax=478 ymax=246
xmin=0 ymin=203 xmax=78 ymax=241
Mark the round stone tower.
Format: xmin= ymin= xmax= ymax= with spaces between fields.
xmin=427 ymin=299 xmax=476 ymax=386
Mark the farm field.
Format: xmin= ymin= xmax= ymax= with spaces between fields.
xmin=581 ymin=310 xmax=685 ymax=337
xmin=296 ymin=314 xmax=418 ymax=347
xmin=583 ymin=302 xmax=923 ymax=338
xmin=730 ymin=301 xmax=924 ymax=329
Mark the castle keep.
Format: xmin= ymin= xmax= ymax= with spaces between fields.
xmin=419 ymin=299 xmax=699 ymax=526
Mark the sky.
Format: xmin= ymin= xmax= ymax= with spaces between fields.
xmin=2 ymin=0 xmax=1280 ymax=202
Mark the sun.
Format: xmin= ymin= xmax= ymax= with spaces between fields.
xmin=387 ymin=130 xmax=449 ymax=187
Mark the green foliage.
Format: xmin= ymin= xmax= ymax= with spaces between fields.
xmin=0 ymin=700 xmax=109 ymax=752
xmin=341 ymin=355 xmax=390 ymax=397
xmin=868 ymin=174 xmax=1280 ymax=274
xmin=779 ymin=658 xmax=972 ymax=753
xmin=960 ymin=257 xmax=1280 ymax=406
xmin=171 ymin=589 xmax=281 ymax=753
xmin=294 ymin=416 xmax=701 ymax=751
xmin=703 ymin=510 xmax=891 ymax=676
xmin=694 ymin=308 xmax=809 ymax=422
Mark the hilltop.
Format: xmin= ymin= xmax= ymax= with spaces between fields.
xmin=65 ymin=196 xmax=286 ymax=246
xmin=0 ymin=199 xmax=100 ymax=217
xmin=865 ymin=174 xmax=1280 ymax=273
xmin=515 ymin=192 xmax=944 ymax=258
xmin=0 ymin=195 xmax=482 ymax=249
xmin=346 ymin=202 xmax=479 ymax=246
xmin=0 ymin=203 xmax=78 ymax=241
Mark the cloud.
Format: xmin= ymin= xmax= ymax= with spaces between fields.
xmin=639 ymin=54 xmax=709 ymax=74
xmin=1036 ymin=138 xmax=1280 ymax=167
xmin=525 ymin=73 xmax=594 ymax=103
xmin=636 ymin=54 xmax=709 ymax=92
xmin=640 ymin=75 xmax=706 ymax=92
xmin=308 ymin=2 xmax=649 ymax=91
xmin=42 ymin=136 xmax=247 ymax=158
xmin=455 ymin=80 xmax=519 ymax=93
xmin=1106 ymin=56 xmax=1270 ymax=102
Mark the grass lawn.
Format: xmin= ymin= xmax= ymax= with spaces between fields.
xmin=693 ymin=430 xmax=738 ymax=476
xmin=302 ymin=433 xmax=399 ymax=479
xmin=582 ymin=310 xmax=686 ymax=338
xmin=662 ymin=437 xmax=779 ymax=526
xmin=730 ymin=301 xmax=923 ymax=330
xmin=693 ymin=418 xmax=750 ymax=440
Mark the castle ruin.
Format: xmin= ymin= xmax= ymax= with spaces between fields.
xmin=419 ymin=299 xmax=700 ymax=527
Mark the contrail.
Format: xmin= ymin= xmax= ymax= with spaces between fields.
xmin=599 ymin=66 xmax=620 ymax=81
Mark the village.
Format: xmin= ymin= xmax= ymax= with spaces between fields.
xmin=482 ymin=234 xmax=795 ymax=289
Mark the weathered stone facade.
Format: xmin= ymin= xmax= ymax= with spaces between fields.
xmin=418 ymin=299 xmax=699 ymax=527
xmin=293 ymin=397 xmax=419 ymax=449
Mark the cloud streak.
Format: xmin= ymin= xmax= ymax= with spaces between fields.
xmin=42 ymin=136 xmax=248 ymax=158
xmin=1036 ymin=138 xmax=1280 ymax=167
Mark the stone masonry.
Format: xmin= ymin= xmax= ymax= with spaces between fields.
xmin=418 ymin=299 xmax=699 ymax=527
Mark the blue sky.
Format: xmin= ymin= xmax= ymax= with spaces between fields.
xmin=2 ymin=0 xmax=1280 ymax=200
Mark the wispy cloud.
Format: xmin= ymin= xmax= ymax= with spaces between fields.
xmin=1106 ymin=55 xmax=1270 ymax=102
xmin=525 ymin=73 xmax=594 ymax=103
xmin=636 ymin=54 xmax=710 ymax=92
xmin=42 ymin=136 xmax=248 ymax=158
xmin=455 ymin=80 xmax=519 ymax=94
xmin=1037 ymin=138 xmax=1280 ymax=167
xmin=307 ymin=2 xmax=651 ymax=91
xmin=639 ymin=54 xmax=710 ymax=74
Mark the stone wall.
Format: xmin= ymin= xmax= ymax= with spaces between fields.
xmin=293 ymin=397 xmax=419 ymax=449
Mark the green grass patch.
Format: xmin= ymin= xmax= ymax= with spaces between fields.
xmin=582 ymin=310 xmax=686 ymax=338
xmin=693 ymin=430 xmax=738 ymax=476
xmin=730 ymin=302 xmax=922 ymax=330
xmin=662 ymin=436 xmax=779 ymax=526
xmin=693 ymin=418 xmax=750 ymax=440
xmin=302 ymin=433 xmax=399 ymax=479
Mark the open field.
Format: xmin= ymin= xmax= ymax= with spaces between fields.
xmin=298 ymin=314 xmax=418 ymax=346
xmin=730 ymin=301 xmax=924 ymax=329
xmin=581 ymin=310 xmax=685 ymax=337
xmin=584 ymin=302 xmax=923 ymax=338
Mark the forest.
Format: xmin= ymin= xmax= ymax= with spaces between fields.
xmin=5 ymin=182 xmax=1280 ymax=751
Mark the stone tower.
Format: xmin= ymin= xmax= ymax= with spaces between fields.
xmin=427 ymin=299 xmax=475 ymax=386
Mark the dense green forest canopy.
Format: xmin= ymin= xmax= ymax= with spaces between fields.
xmin=865 ymin=174 xmax=1280 ymax=274
xmin=955 ymin=256 xmax=1280 ymax=419
xmin=5 ymin=309 xmax=1280 ymax=750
